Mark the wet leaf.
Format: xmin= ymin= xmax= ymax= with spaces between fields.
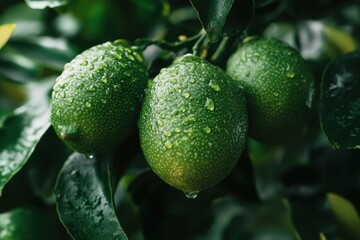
xmin=320 ymin=51 xmax=360 ymax=149
xmin=327 ymin=193 xmax=360 ymax=240
xmin=0 ymin=24 xmax=16 ymax=49
xmin=55 ymin=152 xmax=128 ymax=240
xmin=25 ymin=0 xmax=68 ymax=9
xmin=0 ymin=81 xmax=51 ymax=194
xmin=190 ymin=0 xmax=254 ymax=43
xmin=0 ymin=207 xmax=55 ymax=239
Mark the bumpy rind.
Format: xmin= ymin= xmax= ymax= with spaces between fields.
xmin=139 ymin=54 xmax=248 ymax=192
xmin=51 ymin=41 xmax=148 ymax=154
xmin=226 ymin=37 xmax=315 ymax=143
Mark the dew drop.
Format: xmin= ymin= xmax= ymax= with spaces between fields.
xmin=209 ymin=81 xmax=221 ymax=91
xmin=185 ymin=191 xmax=199 ymax=199
xmin=60 ymin=92 xmax=66 ymax=98
xmin=161 ymin=114 xmax=166 ymax=119
xmin=175 ymin=128 xmax=181 ymax=133
xmin=203 ymin=127 xmax=211 ymax=134
xmin=183 ymin=92 xmax=190 ymax=98
xmin=86 ymin=102 xmax=92 ymax=108
xmin=89 ymin=63 xmax=94 ymax=70
xmin=68 ymin=98 xmax=73 ymax=104
xmin=190 ymin=78 xmax=195 ymax=83
xmin=87 ymin=154 xmax=94 ymax=159
xmin=178 ymin=88 xmax=182 ymax=94
xmin=101 ymin=99 xmax=107 ymax=104
xmin=101 ymin=77 xmax=108 ymax=84
xmin=205 ymin=98 xmax=215 ymax=111
xmin=81 ymin=61 xmax=88 ymax=66
xmin=181 ymin=106 xmax=186 ymax=112
xmin=286 ymin=72 xmax=295 ymax=78
xmin=157 ymin=120 xmax=164 ymax=126
xmin=165 ymin=141 xmax=173 ymax=149
xmin=188 ymin=115 xmax=196 ymax=122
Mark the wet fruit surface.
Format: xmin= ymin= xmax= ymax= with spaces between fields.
xmin=139 ymin=54 xmax=248 ymax=193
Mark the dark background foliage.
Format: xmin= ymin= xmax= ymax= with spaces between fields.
xmin=0 ymin=0 xmax=359 ymax=239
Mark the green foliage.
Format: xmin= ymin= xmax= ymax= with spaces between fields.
xmin=0 ymin=0 xmax=359 ymax=239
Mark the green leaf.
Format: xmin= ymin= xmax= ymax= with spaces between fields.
xmin=320 ymin=51 xmax=360 ymax=149
xmin=190 ymin=0 xmax=254 ymax=43
xmin=55 ymin=152 xmax=128 ymax=240
xmin=8 ymin=37 xmax=77 ymax=70
xmin=327 ymin=193 xmax=360 ymax=240
xmin=24 ymin=0 xmax=68 ymax=9
xmin=0 ymin=81 xmax=51 ymax=194
xmin=0 ymin=49 xmax=42 ymax=83
xmin=0 ymin=24 xmax=16 ymax=49
xmin=0 ymin=207 xmax=55 ymax=239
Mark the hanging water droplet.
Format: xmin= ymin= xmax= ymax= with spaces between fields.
xmin=60 ymin=92 xmax=66 ymax=98
xmin=185 ymin=191 xmax=199 ymax=199
xmin=190 ymin=78 xmax=195 ymax=83
xmin=178 ymin=88 xmax=182 ymax=94
xmin=161 ymin=114 xmax=166 ymax=119
xmin=165 ymin=131 xmax=172 ymax=137
xmin=86 ymin=102 xmax=92 ymax=108
xmin=175 ymin=128 xmax=181 ymax=133
xmin=81 ymin=61 xmax=88 ymax=66
xmin=181 ymin=106 xmax=186 ymax=112
xmin=183 ymin=92 xmax=190 ymax=98
xmin=87 ymin=154 xmax=94 ymax=159
xmin=68 ymin=97 xmax=73 ymax=104
xmin=205 ymin=98 xmax=215 ymax=111
xmin=165 ymin=141 xmax=173 ymax=149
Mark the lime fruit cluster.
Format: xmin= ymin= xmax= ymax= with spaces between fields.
xmin=50 ymin=41 xmax=148 ymax=155
xmin=138 ymin=54 xmax=248 ymax=193
xmin=226 ymin=37 xmax=315 ymax=144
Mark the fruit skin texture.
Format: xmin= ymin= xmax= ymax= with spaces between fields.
xmin=226 ymin=37 xmax=315 ymax=144
xmin=51 ymin=41 xmax=148 ymax=155
xmin=139 ymin=54 xmax=248 ymax=193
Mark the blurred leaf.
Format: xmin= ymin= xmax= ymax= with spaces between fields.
xmin=190 ymin=0 xmax=254 ymax=43
xmin=0 ymin=80 xmax=51 ymax=194
xmin=0 ymin=207 xmax=55 ymax=239
xmin=8 ymin=36 xmax=77 ymax=70
xmin=0 ymin=3 xmax=45 ymax=36
xmin=25 ymin=0 xmax=68 ymax=9
xmin=320 ymin=232 xmax=327 ymax=240
xmin=0 ymin=24 xmax=16 ymax=50
xmin=320 ymin=51 xmax=360 ymax=149
xmin=55 ymin=152 xmax=128 ymax=240
xmin=327 ymin=193 xmax=360 ymax=240
xmin=0 ymin=49 xmax=42 ymax=83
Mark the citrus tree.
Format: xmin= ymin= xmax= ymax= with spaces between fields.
xmin=0 ymin=0 xmax=359 ymax=239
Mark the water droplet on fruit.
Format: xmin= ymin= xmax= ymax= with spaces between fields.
xmin=101 ymin=77 xmax=108 ymax=84
xmin=101 ymin=99 xmax=107 ymax=104
xmin=165 ymin=131 xmax=172 ymax=137
xmin=185 ymin=191 xmax=199 ymax=199
xmin=86 ymin=102 xmax=92 ymax=108
xmin=286 ymin=72 xmax=295 ymax=78
xmin=178 ymin=88 xmax=182 ymax=94
xmin=87 ymin=154 xmax=94 ymax=159
xmin=209 ymin=81 xmax=220 ymax=91
xmin=60 ymin=92 xmax=66 ymax=98
xmin=157 ymin=120 xmax=164 ymax=126
xmin=89 ymin=63 xmax=94 ymax=70
xmin=190 ymin=78 xmax=195 ymax=83
xmin=181 ymin=106 xmax=186 ymax=112
xmin=188 ymin=115 xmax=196 ymax=122
xmin=68 ymin=98 xmax=73 ymax=104
xmin=183 ymin=92 xmax=190 ymax=98
xmin=205 ymin=98 xmax=215 ymax=111
xmin=175 ymin=128 xmax=181 ymax=133
xmin=203 ymin=127 xmax=211 ymax=133
xmin=165 ymin=141 xmax=173 ymax=149
xmin=81 ymin=61 xmax=88 ymax=66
